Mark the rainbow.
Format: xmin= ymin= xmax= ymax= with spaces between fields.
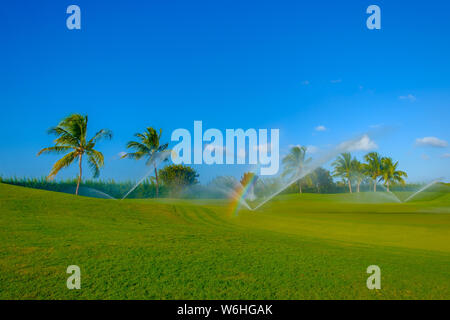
xmin=227 ymin=175 xmax=257 ymax=216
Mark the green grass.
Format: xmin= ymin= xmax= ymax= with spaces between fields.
xmin=0 ymin=183 xmax=449 ymax=299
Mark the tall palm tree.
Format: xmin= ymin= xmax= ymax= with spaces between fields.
xmin=37 ymin=114 xmax=112 ymax=195
xmin=332 ymin=153 xmax=353 ymax=193
xmin=351 ymin=159 xmax=367 ymax=193
xmin=364 ymin=152 xmax=382 ymax=192
xmin=282 ymin=146 xmax=312 ymax=194
xmin=379 ymin=157 xmax=407 ymax=192
xmin=122 ymin=127 xmax=168 ymax=198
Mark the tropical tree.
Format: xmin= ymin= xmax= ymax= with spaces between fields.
xmin=159 ymin=164 xmax=199 ymax=196
xmin=364 ymin=152 xmax=383 ymax=192
xmin=311 ymin=167 xmax=334 ymax=193
xmin=37 ymin=114 xmax=112 ymax=195
xmin=122 ymin=127 xmax=168 ymax=198
xmin=282 ymin=146 xmax=312 ymax=194
xmin=379 ymin=157 xmax=407 ymax=192
xmin=351 ymin=159 xmax=367 ymax=193
xmin=332 ymin=153 xmax=354 ymax=193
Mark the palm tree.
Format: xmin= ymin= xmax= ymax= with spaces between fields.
xmin=379 ymin=157 xmax=407 ymax=192
xmin=37 ymin=114 xmax=112 ymax=195
xmin=364 ymin=152 xmax=382 ymax=192
xmin=282 ymin=146 xmax=312 ymax=194
xmin=351 ymin=159 xmax=367 ymax=193
xmin=332 ymin=153 xmax=353 ymax=193
xmin=122 ymin=127 xmax=168 ymax=198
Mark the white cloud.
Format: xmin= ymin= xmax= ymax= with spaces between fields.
xmin=441 ymin=153 xmax=450 ymax=159
xmin=415 ymin=137 xmax=448 ymax=148
xmin=399 ymin=94 xmax=416 ymax=102
xmin=315 ymin=125 xmax=327 ymax=132
xmin=340 ymin=134 xmax=378 ymax=152
xmin=421 ymin=154 xmax=430 ymax=160
xmin=306 ymin=145 xmax=319 ymax=154
xmin=301 ymin=80 xmax=310 ymax=85
xmin=330 ymin=79 xmax=342 ymax=84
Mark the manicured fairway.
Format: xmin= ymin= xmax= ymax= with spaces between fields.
xmin=0 ymin=183 xmax=449 ymax=299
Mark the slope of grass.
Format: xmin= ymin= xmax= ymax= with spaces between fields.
xmin=0 ymin=183 xmax=449 ymax=299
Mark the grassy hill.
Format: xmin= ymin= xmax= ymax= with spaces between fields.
xmin=0 ymin=183 xmax=449 ymax=299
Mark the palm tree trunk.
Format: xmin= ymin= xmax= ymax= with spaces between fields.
xmin=357 ymin=181 xmax=360 ymax=193
xmin=373 ymin=179 xmax=377 ymax=192
xmin=76 ymin=154 xmax=82 ymax=196
xmin=298 ymin=181 xmax=302 ymax=194
xmin=386 ymin=181 xmax=390 ymax=192
xmin=348 ymin=179 xmax=352 ymax=193
xmin=154 ymin=166 xmax=159 ymax=198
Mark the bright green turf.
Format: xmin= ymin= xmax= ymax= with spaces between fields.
xmin=0 ymin=183 xmax=449 ymax=299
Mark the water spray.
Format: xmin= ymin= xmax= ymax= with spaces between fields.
xmin=403 ymin=178 xmax=443 ymax=203
xmin=249 ymin=133 xmax=382 ymax=211
xmin=121 ymin=150 xmax=172 ymax=200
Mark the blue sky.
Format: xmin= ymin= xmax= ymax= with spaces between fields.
xmin=1 ymin=0 xmax=449 ymax=183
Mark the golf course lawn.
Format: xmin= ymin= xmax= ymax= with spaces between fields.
xmin=0 ymin=183 xmax=449 ymax=299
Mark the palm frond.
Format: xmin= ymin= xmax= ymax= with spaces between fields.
xmin=134 ymin=133 xmax=146 ymax=140
xmin=282 ymin=146 xmax=311 ymax=179
xmin=47 ymin=127 xmax=80 ymax=146
xmin=158 ymin=143 xmax=169 ymax=152
xmin=58 ymin=114 xmax=87 ymax=142
xmin=126 ymin=140 xmax=150 ymax=153
xmin=122 ymin=151 xmax=146 ymax=160
xmin=47 ymin=151 xmax=79 ymax=179
xmin=87 ymin=150 xmax=105 ymax=167
xmin=88 ymin=129 xmax=113 ymax=145
xmin=37 ymin=146 xmax=74 ymax=156
xmin=332 ymin=153 xmax=352 ymax=179
xmin=87 ymin=150 xmax=104 ymax=178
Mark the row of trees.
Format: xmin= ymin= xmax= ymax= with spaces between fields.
xmin=38 ymin=114 xmax=197 ymax=196
xmin=37 ymin=114 xmax=407 ymax=197
xmin=333 ymin=152 xmax=407 ymax=193
xmin=281 ymin=146 xmax=407 ymax=194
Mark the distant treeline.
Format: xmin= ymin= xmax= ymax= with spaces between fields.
xmin=280 ymin=180 xmax=429 ymax=194
xmin=0 ymin=176 xmax=240 ymax=199
xmin=0 ymin=174 xmax=432 ymax=200
xmin=0 ymin=176 xmax=163 ymax=199
xmin=0 ymin=164 xmax=204 ymax=199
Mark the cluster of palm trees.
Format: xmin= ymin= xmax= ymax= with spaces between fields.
xmin=332 ymin=152 xmax=407 ymax=193
xmin=38 ymin=114 xmax=168 ymax=196
xmin=282 ymin=146 xmax=408 ymax=194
